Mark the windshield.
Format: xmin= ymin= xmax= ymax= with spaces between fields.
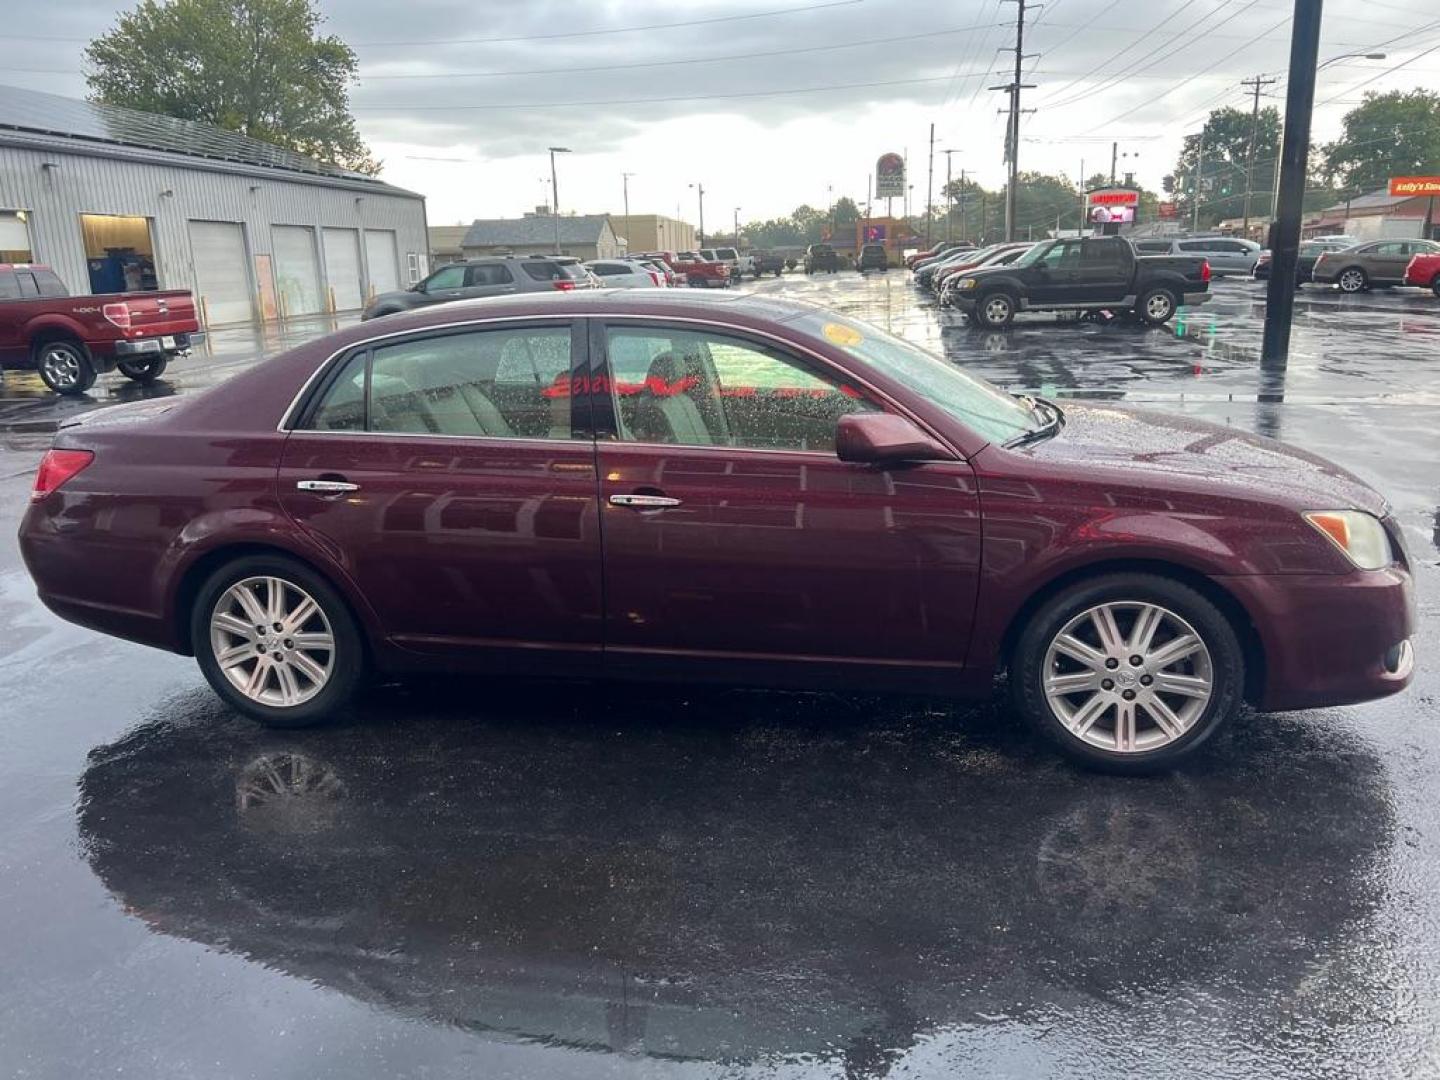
xmin=789 ymin=310 xmax=1034 ymax=444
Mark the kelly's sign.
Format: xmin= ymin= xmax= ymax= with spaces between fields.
xmin=1389 ymin=176 xmax=1440 ymax=197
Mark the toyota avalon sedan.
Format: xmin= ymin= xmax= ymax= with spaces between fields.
xmin=19 ymin=291 xmax=1414 ymax=771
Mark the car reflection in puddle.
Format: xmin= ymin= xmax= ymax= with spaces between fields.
xmin=78 ymin=683 xmax=1392 ymax=1073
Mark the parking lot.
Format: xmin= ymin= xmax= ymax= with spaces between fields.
xmin=2 ymin=273 xmax=1438 ymax=1078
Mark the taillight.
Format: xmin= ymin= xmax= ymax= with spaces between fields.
xmin=552 ymin=279 xmax=576 ymax=291
xmin=31 ymin=449 xmax=94 ymax=501
xmin=102 ymin=302 xmax=132 ymax=329
xmin=649 ymin=270 xmax=663 ymax=286
xmin=1200 ymin=260 xmax=1212 ymax=282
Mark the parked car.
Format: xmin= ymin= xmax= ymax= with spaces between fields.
xmin=0 ymin=263 xmax=199 ymax=395
xmin=1404 ymin=251 xmax=1440 ymax=296
xmin=751 ymin=250 xmax=787 ymax=277
xmin=933 ymin=244 xmax=1034 ymax=296
xmin=1132 ymin=236 xmax=1262 ymax=276
xmin=1312 ymin=239 xmax=1440 ymax=293
xmin=906 ymin=242 xmax=971 ymax=269
xmin=670 ymin=252 xmax=731 ymax=289
xmin=949 ymin=236 xmax=1211 ymax=329
xmin=1252 ymin=238 xmax=1357 ymax=284
xmin=803 ymin=244 xmax=841 ymax=274
xmin=362 ymin=256 xmax=592 ymax=320
xmin=635 ymin=257 xmax=677 ymax=286
xmin=857 ymin=244 xmax=889 ymax=272
xmin=702 ymin=247 xmax=754 ymax=278
xmin=20 ymin=290 xmax=1413 ymax=772
xmin=919 ymin=244 xmax=1028 ymax=291
xmin=584 ymin=258 xmax=666 ymax=288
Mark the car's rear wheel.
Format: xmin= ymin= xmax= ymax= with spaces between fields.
xmin=1337 ymin=267 xmax=1368 ymax=293
xmin=192 ymin=555 xmax=364 ymax=728
xmin=1137 ymin=287 xmax=1178 ymax=325
xmin=1011 ymin=573 xmax=1244 ymax=773
xmin=35 ymin=339 xmax=97 ymax=395
xmin=974 ymin=291 xmax=1016 ymax=329
xmin=117 ymin=355 xmax=169 ymax=383
xmin=1431 ymin=274 xmax=1440 ymax=299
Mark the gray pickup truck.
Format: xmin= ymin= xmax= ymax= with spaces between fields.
xmin=948 ymin=236 xmax=1212 ymax=328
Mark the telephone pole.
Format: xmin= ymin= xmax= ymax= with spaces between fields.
xmin=925 ymin=123 xmax=935 ymax=247
xmin=990 ymin=0 xmax=1035 ymax=242
xmin=1241 ymin=74 xmax=1279 ymax=236
xmin=942 ymin=149 xmax=960 ymax=241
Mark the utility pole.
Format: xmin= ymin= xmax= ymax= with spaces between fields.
xmin=958 ymin=168 xmax=967 ymax=241
xmin=548 ymin=146 xmax=571 ymax=255
xmin=1079 ymin=157 xmax=1085 ymax=234
xmin=622 ymin=172 xmax=634 ymax=256
xmin=733 ymin=206 xmax=740 ymax=247
xmin=925 ymin=123 xmax=935 ymax=247
xmin=942 ymin=149 xmax=959 ymax=242
xmin=690 ymin=182 xmax=706 ymax=245
xmin=1110 ymin=141 xmax=1118 ymax=185
xmin=1241 ymin=74 xmax=1280 ymax=236
xmin=1262 ymin=1 xmax=1323 ymax=365
xmin=1191 ymin=129 xmax=1206 ymax=232
xmin=990 ymin=0 xmax=1034 ymax=242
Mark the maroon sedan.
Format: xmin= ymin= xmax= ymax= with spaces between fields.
xmin=19 ymin=291 xmax=1415 ymax=770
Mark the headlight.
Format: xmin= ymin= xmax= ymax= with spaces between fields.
xmin=1304 ymin=510 xmax=1393 ymax=570
xmin=957 ymin=278 xmax=978 ymax=290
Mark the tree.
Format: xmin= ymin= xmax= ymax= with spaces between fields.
xmin=1323 ymin=90 xmax=1440 ymax=196
xmin=1172 ymin=106 xmax=1281 ymax=227
xmin=85 ymin=0 xmax=378 ymax=174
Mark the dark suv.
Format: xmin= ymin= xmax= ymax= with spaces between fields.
xmin=362 ymin=256 xmax=593 ymax=320
xmin=857 ymin=244 xmax=888 ymax=272
xmin=803 ymin=244 xmax=841 ymax=274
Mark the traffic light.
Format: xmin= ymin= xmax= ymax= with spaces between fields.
xmin=1162 ymin=174 xmax=1175 ymax=194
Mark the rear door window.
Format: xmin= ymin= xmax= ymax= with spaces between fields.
xmin=467 ymin=264 xmax=513 ymax=285
xmin=15 ymin=271 xmax=40 ymax=297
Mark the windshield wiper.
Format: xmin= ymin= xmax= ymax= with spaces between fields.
xmin=1003 ymin=395 xmax=1065 ymax=449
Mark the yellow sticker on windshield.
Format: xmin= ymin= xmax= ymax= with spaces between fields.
xmin=822 ymin=322 xmax=863 ymax=347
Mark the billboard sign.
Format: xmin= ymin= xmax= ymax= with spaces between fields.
xmin=1086 ymin=187 xmax=1139 ymax=225
xmin=1389 ymin=176 xmax=1440 ymax=197
xmin=1158 ymin=201 xmax=1178 ymax=219
xmin=863 ymin=223 xmax=888 ymax=242
xmin=875 ymin=153 xmax=905 ymax=198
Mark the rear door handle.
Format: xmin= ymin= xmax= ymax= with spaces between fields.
xmin=609 ymin=494 xmax=681 ymax=509
xmin=297 ymin=479 xmax=360 ymax=494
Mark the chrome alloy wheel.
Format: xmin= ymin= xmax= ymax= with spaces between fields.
xmin=40 ymin=347 xmax=82 ymax=390
xmin=210 ymin=576 xmax=335 ymax=708
xmin=1042 ymin=601 xmax=1213 ymax=754
xmin=1337 ymin=268 xmax=1366 ymax=293
xmin=1145 ymin=292 xmax=1174 ymax=320
xmin=983 ymin=295 xmax=1013 ymax=324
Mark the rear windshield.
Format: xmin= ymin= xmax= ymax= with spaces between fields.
xmin=717 ymin=248 xmax=738 ymax=260
xmin=811 ymin=245 xmax=834 ymax=255
xmin=522 ymin=261 xmax=586 ymax=281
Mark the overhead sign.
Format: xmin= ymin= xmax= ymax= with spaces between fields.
xmin=1086 ymin=187 xmax=1139 ymax=224
xmin=1389 ymin=176 xmax=1440 ymax=197
xmin=875 ymin=153 xmax=905 ymax=198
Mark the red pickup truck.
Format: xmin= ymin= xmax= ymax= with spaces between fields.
xmin=0 ymin=264 xmax=200 ymax=395
xmin=656 ymin=251 xmax=730 ymax=289
xmin=1405 ymin=252 xmax=1440 ymax=297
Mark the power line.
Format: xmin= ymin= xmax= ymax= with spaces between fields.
xmin=1033 ymin=0 xmax=1199 ymax=107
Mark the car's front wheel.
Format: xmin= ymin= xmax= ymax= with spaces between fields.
xmin=974 ymin=291 xmax=1016 ymax=329
xmin=193 ymin=555 xmax=365 ymax=728
xmin=1011 ymin=573 xmax=1244 ymax=773
xmin=117 ymin=355 xmax=169 ymax=383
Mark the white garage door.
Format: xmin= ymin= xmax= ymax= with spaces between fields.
xmin=187 ymin=221 xmax=251 ymax=326
xmin=364 ymin=229 xmax=400 ymax=297
xmin=322 ymin=228 xmax=363 ymax=311
xmin=273 ymin=225 xmax=323 ymax=316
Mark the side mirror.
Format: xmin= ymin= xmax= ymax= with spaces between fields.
xmin=836 ymin=413 xmax=957 ymax=466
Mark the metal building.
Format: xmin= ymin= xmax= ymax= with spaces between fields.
xmin=0 ymin=85 xmax=427 ymax=326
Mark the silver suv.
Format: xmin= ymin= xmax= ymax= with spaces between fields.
xmin=1133 ymin=236 xmax=1262 ymax=276
xmin=362 ymin=255 xmax=593 ymax=320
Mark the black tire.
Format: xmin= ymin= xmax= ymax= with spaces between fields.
xmin=191 ymin=554 xmax=365 ymax=728
xmin=1137 ymin=287 xmax=1178 ymax=326
xmin=1010 ymin=573 xmax=1244 ymax=774
xmin=973 ymin=290 xmax=1017 ymax=329
xmin=1432 ymin=274 xmax=1440 ymax=299
xmin=1336 ymin=266 xmax=1368 ymax=293
xmin=34 ymin=339 xmax=97 ymax=395
xmin=117 ymin=354 xmax=169 ymax=383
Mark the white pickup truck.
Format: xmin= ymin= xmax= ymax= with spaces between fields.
xmin=699 ymin=247 xmax=754 ymax=280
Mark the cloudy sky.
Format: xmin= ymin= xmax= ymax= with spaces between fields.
xmin=9 ymin=0 xmax=1440 ymax=229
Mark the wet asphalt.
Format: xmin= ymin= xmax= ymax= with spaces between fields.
xmin=1 ymin=274 xmax=1438 ymax=1079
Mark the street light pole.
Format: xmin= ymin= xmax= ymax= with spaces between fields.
xmin=733 ymin=207 xmax=741 ymax=247
xmin=1271 ymin=52 xmax=1386 ymax=216
xmin=941 ymin=149 xmax=959 ymax=242
xmin=689 ymin=183 xmax=706 ymax=246
xmin=622 ymin=171 xmax=634 ymax=256
xmin=1261 ymin=0 xmax=1325 ymax=365
xmin=548 ymin=146 xmax=571 ymax=255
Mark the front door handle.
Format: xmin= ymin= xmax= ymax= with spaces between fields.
xmin=297 ymin=479 xmax=360 ymax=494
xmin=609 ymin=493 xmax=681 ymax=509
